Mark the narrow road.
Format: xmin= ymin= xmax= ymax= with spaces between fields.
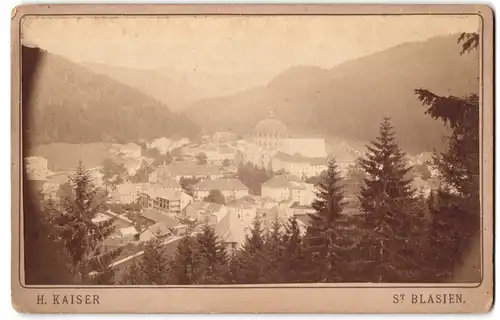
xmin=110 ymin=235 xmax=184 ymax=268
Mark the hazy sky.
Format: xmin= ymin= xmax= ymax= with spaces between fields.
xmin=21 ymin=15 xmax=479 ymax=79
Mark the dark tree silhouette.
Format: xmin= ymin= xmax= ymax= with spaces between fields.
xmin=357 ymin=118 xmax=429 ymax=282
xmin=414 ymin=32 xmax=480 ymax=281
xmin=204 ymin=189 xmax=226 ymax=205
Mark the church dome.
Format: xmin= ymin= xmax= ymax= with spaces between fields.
xmin=254 ymin=111 xmax=287 ymax=136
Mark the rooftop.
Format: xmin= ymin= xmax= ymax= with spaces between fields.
xmin=141 ymin=222 xmax=171 ymax=237
xmin=262 ymin=174 xmax=302 ymax=189
xmin=215 ymin=213 xmax=245 ymax=244
xmin=274 ymin=152 xmax=326 ymax=166
xmin=254 ymin=111 xmax=288 ymax=135
xmin=185 ymin=200 xmax=224 ymax=213
xmin=195 ymin=178 xmax=249 ymax=192
xmin=142 ymin=184 xmax=186 ymax=201
xmin=141 ymin=209 xmax=180 ymax=229
xmin=152 ymin=163 xmax=224 ymax=177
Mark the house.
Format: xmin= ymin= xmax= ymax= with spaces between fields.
xmin=289 ymin=180 xmax=316 ymax=206
xmin=225 ymin=197 xmax=258 ymax=234
xmin=214 ymin=210 xmax=246 ymax=253
xmin=141 ymin=208 xmax=188 ymax=236
xmin=120 ymin=143 xmax=142 ymax=159
xmin=184 ymin=201 xmax=228 ymax=225
xmin=261 ymin=174 xmax=315 ymax=206
xmin=193 ymin=178 xmax=249 ymax=202
xmin=139 ymin=184 xmax=193 ymax=215
xmin=205 ymin=146 xmax=236 ymax=165
xmin=271 ymin=152 xmax=327 ymax=179
xmin=148 ymin=163 xmax=225 ymax=182
xmin=119 ymin=226 xmax=139 ymax=240
xmin=225 ymin=195 xmax=286 ymax=236
xmin=138 ymin=222 xmax=172 ymax=242
xmin=261 ymin=175 xmax=296 ymax=202
xmin=24 ymin=156 xmax=48 ymax=181
xmin=110 ymin=183 xmax=147 ymax=204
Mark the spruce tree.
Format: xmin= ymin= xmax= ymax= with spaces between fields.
xmin=306 ymin=158 xmax=347 ymax=282
xmin=281 ymin=215 xmax=307 ymax=283
xmin=264 ymin=218 xmax=285 ymax=283
xmin=53 ymin=161 xmax=121 ymax=283
xmin=358 ymin=118 xmax=428 ymax=282
xmin=231 ymin=216 xmax=270 ymax=283
xmin=120 ymin=260 xmax=144 ymax=285
xmin=171 ymin=235 xmax=202 ymax=284
xmin=195 ymin=225 xmax=229 ymax=284
xmin=139 ymin=237 xmax=170 ymax=285
xmin=414 ymin=33 xmax=480 ymax=281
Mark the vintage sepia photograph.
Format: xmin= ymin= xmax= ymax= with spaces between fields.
xmin=11 ymin=4 xmax=493 ymax=314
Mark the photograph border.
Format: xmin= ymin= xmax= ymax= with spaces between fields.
xmin=11 ymin=4 xmax=494 ymax=313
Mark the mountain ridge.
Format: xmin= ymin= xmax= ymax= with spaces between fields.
xmin=22 ymin=45 xmax=201 ymax=148
xmin=184 ymin=34 xmax=479 ymax=154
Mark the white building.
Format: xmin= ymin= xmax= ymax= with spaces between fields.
xmin=110 ymin=183 xmax=148 ymax=204
xmin=149 ymin=163 xmax=225 ymax=182
xmin=253 ymin=111 xmax=289 ymax=152
xmin=193 ymin=178 xmax=249 ymax=202
xmin=184 ymin=201 xmax=229 ymax=225
xmin=205 ymin=147 xmax=236 ymax=165
xmin=139 ymin=185 xmax=193 ymax=215
xmin=271 ymin=152 xmax=327 ymax=179
xmin=262 ymin=175 xmax=316 ymax=206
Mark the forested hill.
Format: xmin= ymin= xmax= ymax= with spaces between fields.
xmin=185 ymin=34 xmax=479 ymax=154
xmin=21 ymin=46 xmax=200 ymax=148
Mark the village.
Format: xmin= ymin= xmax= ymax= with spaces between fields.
xmin=23 ymin=112 xmax=439 ymax=275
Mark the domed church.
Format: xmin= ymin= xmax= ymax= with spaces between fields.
xmin=253 ymin=111 xmax=288 ymax=152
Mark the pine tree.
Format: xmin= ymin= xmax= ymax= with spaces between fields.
xmin=120 ymin=260 xmax=144 ymax=285
xmin=414 ymin=33 xmax=480 ymax=281
xmin=53 ymin=161 xmax=121 ymax=283
xmin=357 ymin=118 xmax=428 ymax=282
xmin=139 ymin=237 xmax=170 ymax=285
xmin=281 ymin=215 xmax=308 ymax=283
xmin=263 ymin=218 xmax=285 ymax=283
xmin=306 ymin=158 xmax=347 ymax=282
xmin=195 ymin=225 xmax=229 ymax=284
xmin=170 ymin=235 xmax=202 ymax=284
xmin=231 ymin=216 xmax=270 ymax=283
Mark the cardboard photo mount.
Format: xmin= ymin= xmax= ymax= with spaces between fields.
xmin=11 ymin=4 xmax=494 ymax=314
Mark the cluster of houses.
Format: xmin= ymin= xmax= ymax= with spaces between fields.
xmin=24 ymin=140 xmax=321 ymax=254
xmin=24 ymin=114 xmax=440 ymax=262
xmin=105 ymin=162 xmax=316 ymax=251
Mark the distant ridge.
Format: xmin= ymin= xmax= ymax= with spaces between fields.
xmin=22 ymin=45 xmax=201 ymax=148
xmin=184 ymin=34 xmax=479 ymax=154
